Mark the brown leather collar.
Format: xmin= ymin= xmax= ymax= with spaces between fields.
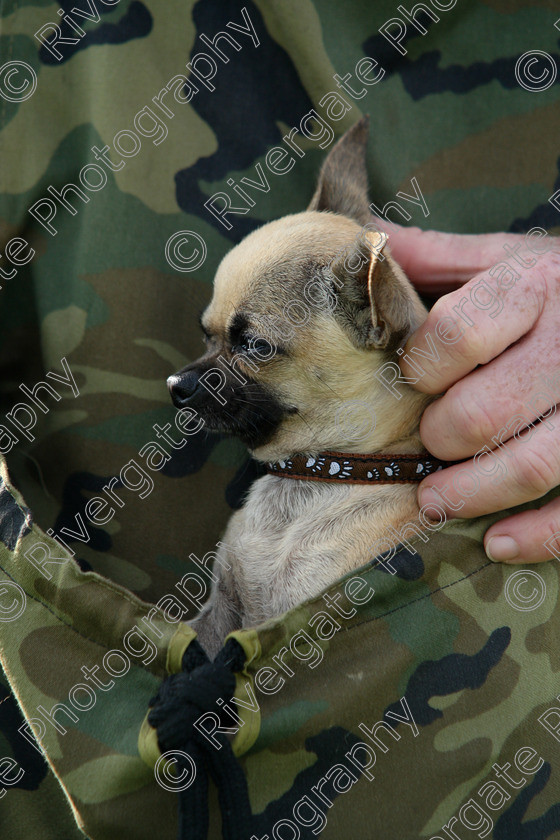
xmin=265 ymin=451 xmax=453 ymax=484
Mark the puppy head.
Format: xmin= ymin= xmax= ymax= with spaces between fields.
xmin=168 ymin=117 xmax=428 ymax=461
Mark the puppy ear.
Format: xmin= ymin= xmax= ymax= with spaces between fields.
xmin=328 ymin=230 xmax=426 ymax=352
xmin=307 ymin=116 xmax=371 ymax=224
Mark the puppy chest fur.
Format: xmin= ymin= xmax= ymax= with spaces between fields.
xmin=206 ymin=476 xmax=420 ymax=628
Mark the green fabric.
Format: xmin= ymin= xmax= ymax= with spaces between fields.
xmin=1 ymin=458 xmax=560 ymax=838
xmin=1 ymin=0 xmax=560 ymax=837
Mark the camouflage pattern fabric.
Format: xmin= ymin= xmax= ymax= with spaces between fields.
xmin=0 ymin=0 xmax=559 ymax=837
xmin=1 ymin=462 xmax=560 ymax=839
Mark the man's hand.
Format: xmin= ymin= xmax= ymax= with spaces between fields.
xmin=384 ymin=222 xmax=560 ymax=564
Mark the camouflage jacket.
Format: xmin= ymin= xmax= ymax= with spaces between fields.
xmin=0 ymin=1 xmax=559 ymax=838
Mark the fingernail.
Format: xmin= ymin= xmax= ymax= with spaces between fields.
xmin=486 ymin=536 xmax=519 ymax=563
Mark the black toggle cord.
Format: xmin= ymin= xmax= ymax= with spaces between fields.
xmin=148 ymin=637 xmax=253 ymax=840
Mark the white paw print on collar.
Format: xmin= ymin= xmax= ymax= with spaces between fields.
xmin=306 ymin=456 xmax=326 ymax=473
xmin=329 ymin=459 xmax=352 ymax=478
xmin=268 ymin=458 xmax=293 ymax=470
xmin=384 ymin=461 xmax=400 ymax=477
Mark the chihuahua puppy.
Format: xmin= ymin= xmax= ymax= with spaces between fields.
xmin=168 ymin=117 xmax=433 ymax=657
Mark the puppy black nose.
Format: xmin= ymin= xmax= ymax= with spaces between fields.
xmin=167 ymin=370 xmax=199 ymax=408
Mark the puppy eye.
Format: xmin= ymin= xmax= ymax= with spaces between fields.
xmin=250 ymin=338 xmax=273 ymax=355
xmin=236 ymin=337 xmax=252 ymax=353
xmin=238 ymin=337 xmax=270 ymax=355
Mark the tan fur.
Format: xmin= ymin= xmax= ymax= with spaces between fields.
xmin=203 ymin=213 xmax=429 ymax=463
xmin=172 ymin=118 xmax=435 ymax=656
xmin=192 ymin=480 xmax=423 ymax=656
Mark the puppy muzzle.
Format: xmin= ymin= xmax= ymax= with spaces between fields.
xmin=167 ymin=361 xmax=289 ymax=449
xmin=167 ymin=369 xmax=201 ymax=409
